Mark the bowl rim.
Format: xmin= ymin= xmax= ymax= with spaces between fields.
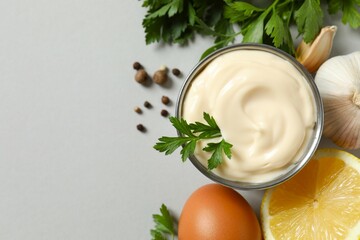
xmin=175 ymin=43 xmax=324 ymax=190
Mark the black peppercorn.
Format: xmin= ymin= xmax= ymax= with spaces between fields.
xmin=136 ymin=124 xmax=146 ymax=132
xmin=144 ymin=101 xmax=152 ymax=109
xmin=133 ymin=61 xmax=142 ymax=70
xmin=161 ymin=109 xmax=169 ymax=117
xmin=172 ymin=68 xmax=181 ymax=76
xmin=134 ymin=106 xmax=142 ymax=114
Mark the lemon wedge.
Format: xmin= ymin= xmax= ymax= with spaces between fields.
xmin=261 ymin=148 xmax=360 ymax=240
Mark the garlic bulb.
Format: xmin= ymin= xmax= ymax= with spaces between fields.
xmin=315 ymin=52 xmax=360 ymax=149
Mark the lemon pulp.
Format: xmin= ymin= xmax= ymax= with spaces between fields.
xmin=261 ymin=149 xmax=360 ymax=239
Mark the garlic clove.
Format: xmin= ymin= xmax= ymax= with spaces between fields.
xmin=315 ymin=51 xmax=360 ymax=149
xmin=296 ymin=26 xmax=337 ymax=73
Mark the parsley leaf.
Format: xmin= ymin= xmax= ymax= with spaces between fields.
xmin=265 ymin=12 xmax=291 ymax=48
xmin=223 ymin=0 xmax=297 ymax=54
xmin=343 ymin=2 xmax=360 ymax=28
xmin=224 ymin=1 xmax=264 ymax=23
xmin=154 ymin=112 xmax=233 ymax=170
xmin=328 ymin=0 xmax=360 ymax=28
xmin=203 ymin=140 xmax=233 ymax=170
xmin=150 ymin=204 xmax=177 ymax=240
xmin=242 ymin=11 xmax=267 ymax=44
xmin=190 ymin=112 xmax=222 ymax=137
xmin=142 ymin=1 xmax=195 ymax=45
xmin=294 ymin=0 xmax=323 ymax=43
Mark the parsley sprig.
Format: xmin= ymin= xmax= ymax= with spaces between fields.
xmin=141 ymin=0 xmax=360 ymax=58
xmin=154 ymin=112 xmax=232 ymax=170
xmin=150 ymin=204 xmax=177 ymax=240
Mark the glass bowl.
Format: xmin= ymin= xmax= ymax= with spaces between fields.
xmin=175 ymin=43 xmax=324 ymax=190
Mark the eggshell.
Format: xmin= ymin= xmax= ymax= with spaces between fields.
xmin=178 ymin=184 xmax=262 ymax=240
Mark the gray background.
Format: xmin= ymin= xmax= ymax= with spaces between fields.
xmin=0 ymin=1 xmax=359 ymax=239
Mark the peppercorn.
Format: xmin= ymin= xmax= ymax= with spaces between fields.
xmin=153 ymin=69 xmax=168 ymax=85
xmin=135 ymin=69 xmax=148 ymax=84
xmin=172 ymin=68 xmax=181 ymax=76
xmin=133 ymin=61 xmax=142 ymax=70
xmin=161 ymin=96 xmax=170 ymax=105
xmin=136 ymin=124 xmax=146 ymax=132
xmin=134 ymin=106 xmax=142 ymax=114
xmin=144 ymin=101 xmax=152 ymax=109
xmin=161 ymin=109 xmax=169 ymax=117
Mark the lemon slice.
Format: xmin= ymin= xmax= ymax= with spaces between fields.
xmin=261 ymin=148 xmax=360 ymax=240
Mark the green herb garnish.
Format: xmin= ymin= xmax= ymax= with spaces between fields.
xmin=154 ymin=112 xmax=232 ymax=170
xmin=141 ymin=0 xmax=360 ymax=58
xmin=150 ymin=204 xmax=177 ymax=240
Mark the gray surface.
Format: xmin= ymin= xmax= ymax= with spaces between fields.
xmin=0 ymin=1 xmax=359 ymax=239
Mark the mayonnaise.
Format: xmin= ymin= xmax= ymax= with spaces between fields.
xmin=182 ymin=49 xmax=316 ymax=183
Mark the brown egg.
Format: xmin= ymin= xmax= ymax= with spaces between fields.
xmin=178 ymin=184 xmax=262 ymax=240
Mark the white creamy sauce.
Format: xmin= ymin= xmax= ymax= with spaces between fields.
xmin=182 ymin=50 xmax=316 ymax=183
